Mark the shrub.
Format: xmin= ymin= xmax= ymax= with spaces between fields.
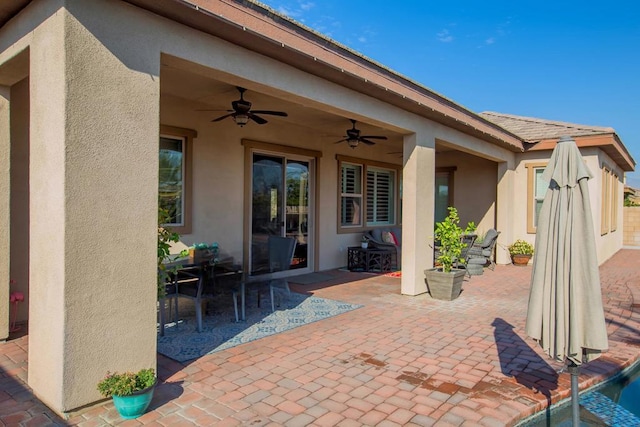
xmin=97 ymin=368 xmax=156 ymax=398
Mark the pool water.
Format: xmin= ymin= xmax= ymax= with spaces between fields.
xmin=518 ymin=361 xmax=640 ymax=426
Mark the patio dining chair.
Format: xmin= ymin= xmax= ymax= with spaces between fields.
xmin=455 ymin=233 xmax=477 ymax=277
xmin=174 ymin=265 xmax=208 ymax=332
xmin=158 ymin=272 xmax=180 ymax=336
xmin=261 ymin=235 xmax=297 ymax=312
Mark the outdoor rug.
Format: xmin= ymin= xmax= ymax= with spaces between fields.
xmin=157 ymin=290 xmax=362 ymax=362
xmin=288 ymin=272 xmax=335 ymax=285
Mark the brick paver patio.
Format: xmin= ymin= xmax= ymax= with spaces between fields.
xmin=1 ymin=249 xmax=639 ymax=426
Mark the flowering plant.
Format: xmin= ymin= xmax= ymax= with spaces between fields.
xmin=97 ymin=368 xmax=156 ymax=397
xmin=508 ymin=239 xmax=534 ymax=256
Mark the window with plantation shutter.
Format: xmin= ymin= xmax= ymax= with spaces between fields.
xmin=366 ymin=168 xmax=394 ymax=225
xmin=340 ymin=163 xmax=362 ymax=226
xmin=338 ymin=156 xmax=400 ymax=232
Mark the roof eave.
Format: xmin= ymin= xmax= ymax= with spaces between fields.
xmin=122 ymin=0 xmax=524 ymax=152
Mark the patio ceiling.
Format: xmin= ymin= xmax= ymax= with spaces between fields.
xmin=159 ymin=60 xmax=405 ymax=151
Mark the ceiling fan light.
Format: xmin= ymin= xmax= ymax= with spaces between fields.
xmin=234 ymin=114 xmax=249 ymax=126
xmin=347 ymin=139 xmax=359 ymax=148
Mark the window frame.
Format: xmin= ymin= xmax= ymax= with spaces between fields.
xmin=526 ymin=162 xmax=547 ymax=234
xmin=611 ymin=170 xmax=618 ymax=232
xmin=337 ymin=155 xmax=401 ymax=233
xmin=159 ymin=124 xmax=195 ymax=235
xmin=601 ymin=166 xmax=611 ymax=236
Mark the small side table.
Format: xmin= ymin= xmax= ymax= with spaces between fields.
xmin=347 ymin=246 xmax=393 ymax=273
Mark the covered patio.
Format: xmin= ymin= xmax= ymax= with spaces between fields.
xmin=2 ymin=249 xmax=639 ymax=426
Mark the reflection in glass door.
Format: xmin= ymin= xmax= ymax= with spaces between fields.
xmin=251 ymin=153 xmax=311 ymax=276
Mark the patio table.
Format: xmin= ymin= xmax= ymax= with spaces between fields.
xmin=159 ymin=256 xmax=245 ymax=336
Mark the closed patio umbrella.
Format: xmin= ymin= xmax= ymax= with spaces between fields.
xmin=525 ymin=136 xmax=608 ymax=427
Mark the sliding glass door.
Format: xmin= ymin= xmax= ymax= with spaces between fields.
xmin=250 ymin=153 xmax=312 ymax=277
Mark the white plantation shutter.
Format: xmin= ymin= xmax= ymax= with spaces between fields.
xmin=341 ymin=164 xmax=362 ymax=226
xmin=366 ymin=168 xmax=395 ymax=225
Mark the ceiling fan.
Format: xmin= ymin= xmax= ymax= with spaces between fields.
xmin=206 ymin=87 xmax=288 ymax=126
xmin=335 ymin=119 xmax=387 ymax=148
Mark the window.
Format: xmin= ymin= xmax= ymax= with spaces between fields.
xmin=602 ymin=167 xmax=619 ymax=235
xmin=338 ymin=155 xmax=400 ymax=231
xmin=340 ymin=163 xmax=363 ymax=226
xmin=366 ymin=167 xmax=395 ymax=225
xmin=611 ymin=172 xmax=618 ymax=232
xmin=159 ymin=125 xmax=195 ymax=234
xmin=526 ymin=163 xmax=548 ymax=234
xmin=435 ymin=167 xmax=456 ymax=223
xmin=601 ymin=167 xmax=610 ymax=235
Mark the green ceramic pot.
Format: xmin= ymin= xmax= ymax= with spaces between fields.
xmin=112 ymin=380 xmax=156 ymax=419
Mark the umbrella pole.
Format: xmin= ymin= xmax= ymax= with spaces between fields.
xmin=568 ymin=361 xmax=580 ymax=427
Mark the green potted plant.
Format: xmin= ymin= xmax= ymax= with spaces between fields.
xmin=97 ymin=368 xmax=157 ymax=419
xmin=425 ymin=207 xmax=475 ymax=300
xmin=508 ymin=239 xmax=534 ymax=266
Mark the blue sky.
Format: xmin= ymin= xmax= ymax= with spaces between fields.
xmin=256 ymin=0 xmax=640 ymax=187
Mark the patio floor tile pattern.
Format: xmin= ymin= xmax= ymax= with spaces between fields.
xmin=0 ymin=249 xmax=639 ymax=426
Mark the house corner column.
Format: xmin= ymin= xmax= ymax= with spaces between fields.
xmin=0 ymin=86 xmax=9 ymax=340
xmin=496 ymin=160 xmax=515 ymax=265
xmin=401 ymin=131 xmax=436 ymax=296
xmin=28 ymin=9 xmax=160 ymax=414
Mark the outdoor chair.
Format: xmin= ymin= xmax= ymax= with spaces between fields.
xmin=259 ymin=235 xmax=297 ymax=312
xmin=455 ymin=234 xmax=477 ymax=277
xmin=467 ymin=229 xmax=500 ymax=274
xmin=174 ymin=265 xmax=208 ymax=332
xmin=158 ymin=272 xmax=180 ymax=336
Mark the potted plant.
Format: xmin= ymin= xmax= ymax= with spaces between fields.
xmin=425 ymin=207 xmax=475 ymax=300
xmin=361 ymin=235 xmax=369 ymax=249
xmin=97 ymin=368 xmax=157 ymax=419
xmin=508 ymin=239 xmax=534 ymax=266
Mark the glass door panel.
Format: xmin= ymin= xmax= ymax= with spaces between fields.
xmin=250 ymin=154 xmax=313 ymax=277
xmin=285 ymin=160 xmax=309 ymax=270
xmin=251 ymin=154 xmax=284 ymax=275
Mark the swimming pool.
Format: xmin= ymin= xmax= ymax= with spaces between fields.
xmin=518 ymin=360 xmax=640 ymax=426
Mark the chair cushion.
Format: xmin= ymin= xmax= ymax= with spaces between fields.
xmin=371 ymin=228 xmax=383 ymax=242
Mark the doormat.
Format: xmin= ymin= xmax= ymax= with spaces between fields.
xmin=288 ymin=272 xmax=335 ymax=285
xmin=157 ymin=291 xmax=362 ymax=362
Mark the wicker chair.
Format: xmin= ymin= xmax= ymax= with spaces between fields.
xmin=467 ymin=229 xmax=500 ymax=274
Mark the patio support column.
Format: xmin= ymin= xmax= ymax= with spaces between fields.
xmin=401 ymin=131 xmax=436 ymax=295
xmin=0 ymin=85 xmax=9 ymax=340
xmin=496 ymin=160 xmax=515 ymax=265
xmin=27 ymin=6 xmax=159 ymax=414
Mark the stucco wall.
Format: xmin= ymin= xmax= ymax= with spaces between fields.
xmin=512 ymin=148 xmax=623 ymax=265
xmin=623 ymin=207 xmax=640 ymax=246
xmin=0 ymin=84 xmax=8 ymax=339
xmin=9 ymin=77 xmax=29 ymax=323
xmin=436 ymin=151 xmax=497 ymax=236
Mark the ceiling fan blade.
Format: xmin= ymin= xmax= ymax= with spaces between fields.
xmin=196 ymin=109 xmax=234 ymax=112
xmin=248 ymin=113 xmax=268 ymax=124
xmin=360 ymin=135 xmax=388 ymax=140
xmin=211 ymin=113 xmax=235 ymax=122
xmin=251 ymin=110 xmax=288 ymax=117
xmin=334 ymin=139 xmax=348 ymax=144
xmin=359 ymin=138 xmax=377 ymax=146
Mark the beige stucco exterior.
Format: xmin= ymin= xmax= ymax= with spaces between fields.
xmin=0 ymin=0 xmax=634 ymax=416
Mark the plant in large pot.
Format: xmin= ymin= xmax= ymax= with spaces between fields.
xmin=425 ymin=207 xmax=474 ymax=300
xmin=508 ymin=239 xmax=534 ymax=266
xmin=97 ymin=368 xmax=157 ymax=419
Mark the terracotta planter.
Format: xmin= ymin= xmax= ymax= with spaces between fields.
xmin=511 ymin=254 xmax=532 ymax=266
xmin=424 ymin=268 xmax=466 ymax=300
